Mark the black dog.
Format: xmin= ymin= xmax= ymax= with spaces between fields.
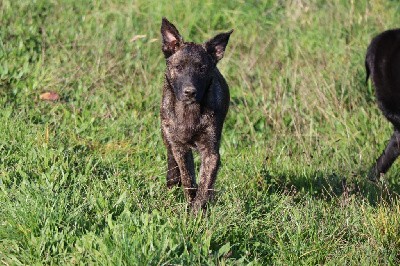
xmin=160 ymin=18 xmax=233 ymax=212
xmin=365 ymin=29 xmax=400 ymax=180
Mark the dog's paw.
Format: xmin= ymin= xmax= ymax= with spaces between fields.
xmin=190 ymin=200 xmax=207 ymax=216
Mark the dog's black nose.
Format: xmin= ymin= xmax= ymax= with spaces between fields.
xmin=183 ymin=87 xmax=196 ymax=98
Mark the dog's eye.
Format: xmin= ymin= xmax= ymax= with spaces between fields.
xmin=175 ymin=64 xmax=184 ymax=72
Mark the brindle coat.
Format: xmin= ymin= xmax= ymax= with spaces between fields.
xmin=160 ymin=18 xmax=232 ymax=212
xmin=365 ymin=29 xmax=400 ymax=180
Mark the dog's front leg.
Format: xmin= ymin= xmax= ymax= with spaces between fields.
xmin=193 ymin=141 xmax=220 ymax=213
xmin=369 ymin=129 xmax=400 ymax=181
xmin=165 ymin=143 xmax=181 ymax=188
xmin=171 ymin=147 xmax=197 ymax=202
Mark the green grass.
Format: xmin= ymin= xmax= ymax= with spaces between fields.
xmin=1 ymin=0 xmax=400 ymax=264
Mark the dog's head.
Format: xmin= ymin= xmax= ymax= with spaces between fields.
xmin=161 ymin=18 xmax=233 ymax=104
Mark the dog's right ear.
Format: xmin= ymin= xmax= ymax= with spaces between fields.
xmin=161 ymin=18 xmax=183 ymax=58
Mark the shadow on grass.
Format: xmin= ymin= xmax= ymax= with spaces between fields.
xmin=261 ymin=164 xmax=400 ymax=206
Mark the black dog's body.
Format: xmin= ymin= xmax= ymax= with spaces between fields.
xmin=160 ymin=18 xmax=232 ymax=212
xmin=366 ymin=29 xmax=400 ymax=180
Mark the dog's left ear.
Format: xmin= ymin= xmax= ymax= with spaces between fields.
xmin=205 ymin=29 xmax=233 ymax=63
xmin=161 ymin=17 xmax=183 ymax=58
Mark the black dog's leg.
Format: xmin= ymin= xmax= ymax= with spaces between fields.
xmin=192 ymin=137 xmax=220 ymax=213
xmin=171 ymin=147 xmax=197 ymax=202
xmin=369 ymin=129 xmax=400 ymax=181
xmin=166 ymin=144 xmax=181 ymax=188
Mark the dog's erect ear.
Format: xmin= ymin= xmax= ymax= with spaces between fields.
xmin=161 ymin=18 xmax=183 ymax=58
xmin=205 ymin=29 xmax=233 ymax=63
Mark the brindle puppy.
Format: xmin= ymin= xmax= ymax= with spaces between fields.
xmin=160 ymin=17 xmax=233 ymax=212
xmin=365 ymin=29 xmax=400 ymax=180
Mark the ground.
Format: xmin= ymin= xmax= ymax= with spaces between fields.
xmin=1 ymin=0 xmax=400 ymax=264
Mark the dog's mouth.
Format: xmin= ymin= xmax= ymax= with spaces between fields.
xmin=183 ymin=98 xmax=197 ymax=105
xmin=181 ymin=94 xmax=199 ymax=105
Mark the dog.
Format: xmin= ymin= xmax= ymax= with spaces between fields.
xmin=365 ymin=29 xmax=400 ymax=180
xmin=160 ymin=17 xmax=233 ymax=212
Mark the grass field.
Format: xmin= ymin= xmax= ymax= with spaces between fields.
xmin=1 ymin=0 xmax=400 ymax=264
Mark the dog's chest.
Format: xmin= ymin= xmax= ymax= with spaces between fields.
xmin=165 ymin=108 xmax=214 ymax=145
